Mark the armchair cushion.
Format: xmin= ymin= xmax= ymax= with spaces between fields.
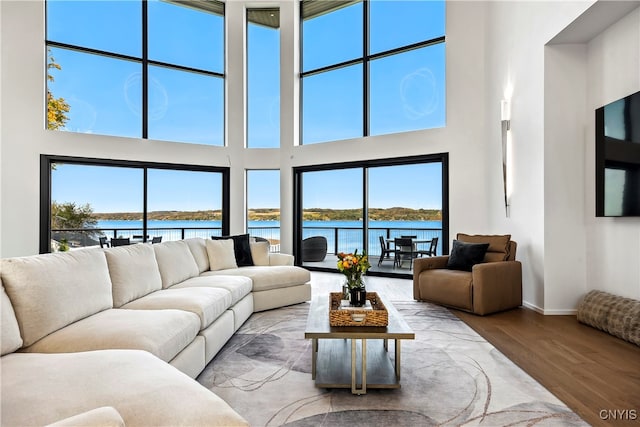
xmin=446 ymin=240 xmax=489 ymax=271
xmin=457 ymin=233 xmax=511 ymax=262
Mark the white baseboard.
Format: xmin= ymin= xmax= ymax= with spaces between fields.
xmin=542 ymin=308 xmax=578 ymax=315
xmin=522 ymin=301 xmax=544 ymax=313
xmin=522 ymin=301 xmax=577 ymax=315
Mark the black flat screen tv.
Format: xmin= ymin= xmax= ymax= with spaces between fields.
xmin=595 ymin=89 xmax=640 ymax=217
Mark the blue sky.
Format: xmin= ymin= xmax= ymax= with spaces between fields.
xmin=47 ymin=0 xmax=445 ymax=212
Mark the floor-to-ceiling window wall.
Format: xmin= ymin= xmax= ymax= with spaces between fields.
xmin=294 ymin=154 xmax=448 ymax=277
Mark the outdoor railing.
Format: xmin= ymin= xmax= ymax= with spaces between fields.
xmin=50 ymin=225 xmax=442 ymax=257
xmin=301 ymin=226 xmax=443 ymax=257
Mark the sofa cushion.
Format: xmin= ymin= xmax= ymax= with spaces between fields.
xmin=1 ymin=350 xmax=248 ymax=427
xmin=250 ymin=240 xmax=270 ymax=266
xmin=206 ymin=239 xmax=238 ymax=271
xmin=185 ymin=237 xmax=210 ymax=273
xmin=105 ymin=243 xmax=162 ymax=307
xmin=23 ymin=308 xmax=200 ymax=363
xmin=1 ymin=250 xmax=113 ymax=347
xmin=211 ymin=234 xmax=254 ymax=267
xmin=1 ymin=284 xmax=23 ymax=355
xmin=173 ymin=275 xmax=253 ymax=305
xmin=202 ymin=266 xmax=311 ymax=292
xmin=46 ymin=407 xmax=125 ymax=427
xmin=153 ymin=240 xmax=200 ymax=289
xmin=447 ymin=240 xmax=490 ymax=271
xmin=122 ymin=287 xmax=233 ymax=330
xmin=457 ymin=233 xmax=511 ymax=262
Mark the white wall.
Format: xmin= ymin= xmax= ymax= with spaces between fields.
xmin=0 ymin=0 xmax=491 ymax=258
xmin=484 ymin=1 xmax=593 ymax=311
xmin=543 ymin=44 xmax=589 ymax=313
xmin=585 ymin=7 xmax=640 ymax=300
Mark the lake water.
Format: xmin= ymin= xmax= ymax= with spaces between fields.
xmin=96 ymin=219 xmax=443 ymax=255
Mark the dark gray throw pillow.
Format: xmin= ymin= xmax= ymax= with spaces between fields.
xmin=446 ymin=240 xmax=490 ymax=271
xmin=211 ymin=234 xmax=254 ymax=267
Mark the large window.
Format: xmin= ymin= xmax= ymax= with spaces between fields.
xmin=247 ymin=9 xmax=280 ymax=148
xmin=301 ymin=0 xmax=446 ymax=144
xmin=41 ymin=156 xmax=229 ymax=253
xmin=294 ymin=154 xmax=448 ymax=277
xmin=246 ymin=170 xmax=281 ymax=250
xmin=46 ymin=0 xmax=224 ymax=145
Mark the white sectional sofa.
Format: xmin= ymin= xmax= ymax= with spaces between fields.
xmin=0 ymin=236 xmax=311 ymax=426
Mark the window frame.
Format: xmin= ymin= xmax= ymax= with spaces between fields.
xmin=292 ymin=153 xmax=449 ymax=278
xmin=40 ymin=154 xmax=230 ymax=253
xmin=299 ymin=0 xmax=446 ymax=144
xmin=44 ymin=0 xmax=226 ymax=144
xmin=246 ymin=7 xmax=281 ymax=149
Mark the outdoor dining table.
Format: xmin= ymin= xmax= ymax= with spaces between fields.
xmin=385 ymin=238 xmax=433 ymax=269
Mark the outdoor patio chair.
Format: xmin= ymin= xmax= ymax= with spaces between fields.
xmin=378 ymin=235 xmax=396 ymax=266
xmin=99 ymin=236 xmax=110 ymax=248
xmin=302 ymin=236 xmax=328 ymax=262
xmin=417 ymin=237 xmax=438 ymax=257
xmin=151 ymin=236 xmax=162 ymax=244
xmin=395 ymin=237 xmax=417 ymax=269
xmin=110 ymin=237 xmax=131 ymax=247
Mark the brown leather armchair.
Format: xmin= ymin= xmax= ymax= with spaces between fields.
xmin=413 ymin=234 xmax=522 ymax=315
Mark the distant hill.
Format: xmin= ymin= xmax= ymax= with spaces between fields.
xmin=92 ymin=207 xmax=442 ymax=222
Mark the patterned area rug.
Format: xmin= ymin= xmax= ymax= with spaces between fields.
xmin=197 ymin=301 xmax=587 ymax=426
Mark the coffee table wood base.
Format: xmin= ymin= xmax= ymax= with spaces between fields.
xmin=312 ymin=338 xmax=401 ymax=395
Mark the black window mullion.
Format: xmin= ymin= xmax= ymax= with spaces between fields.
xmin=362 ymin=167 xmax=369 ymax=256
xmin=363 ymin=0 xmax=369 ymax=137
xmin=143 ymin=168 xmax=148 ymax=242
xmin=142 ymin=0 xmax=148 ymax=139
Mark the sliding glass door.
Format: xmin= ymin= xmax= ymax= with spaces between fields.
xmin=294 ymin=154 xmax=448 ymax=277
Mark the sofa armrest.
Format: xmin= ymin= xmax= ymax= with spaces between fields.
xmin=46 ymin=407 xmax=125 ymax=427
xmin=268 ymin=253 xmax=294 ymax=266
xmin=471 ymin=261 xmax=522 ymax=315
xmin=413 ymin=256 xmax=450 ymax=300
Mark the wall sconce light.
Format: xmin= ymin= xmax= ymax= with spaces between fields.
xmin=501 ymin=99 xmax=511 ymax=130
xmin=501 ymin=99 xmax=511 ymax=216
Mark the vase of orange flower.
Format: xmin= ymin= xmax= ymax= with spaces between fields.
xmin=337 ymin=250 xmax=370 ymax=306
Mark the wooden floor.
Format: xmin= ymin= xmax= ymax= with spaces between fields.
xmin=453 ymin=307 xmax=640 ymax=427
xmin=309 ymin=272 xmax=640 ymax=426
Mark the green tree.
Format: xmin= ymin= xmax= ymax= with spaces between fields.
xmin=47 ymin=49 xmax=70 ymax=130
xmin=51 ymin=201 xmax=98 ymax=231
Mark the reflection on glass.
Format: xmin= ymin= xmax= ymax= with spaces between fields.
xmin=147 ymin=66 xmax=223 ymax=146
xmin=302 ymin=168 xmax=363 ymax=255
xmin=47 ymin=0 xmax=141 ymax=57
xmin=148 ymin=0 xmax=224 ymax=73
xmin=51 ymin=163 xmax=143 ymax=250
xmin=367 ymin=163 xmax=443 ymax=259
xmin=303 ymin=64 xmax=363 ymax=144
xmin=247 ymin=10 xmax=280 ymax=148
xmin=302 ymin=1 xmax=362 ymax=72
xmin=369 ymin=0 xmax=445 ymax=54
xmin=147 ymin=169 xmax=223 ymax=240
xmin=368 ymin=163 xmax=442 ymax=210
xmin=370 ymin=44 xmax=445 ymax=136
xmin=47 ymin=47 xmax=142 ymax=138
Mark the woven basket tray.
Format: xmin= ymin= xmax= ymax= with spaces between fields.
xmin=329 ymin=292 xmax=388 ymax=327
